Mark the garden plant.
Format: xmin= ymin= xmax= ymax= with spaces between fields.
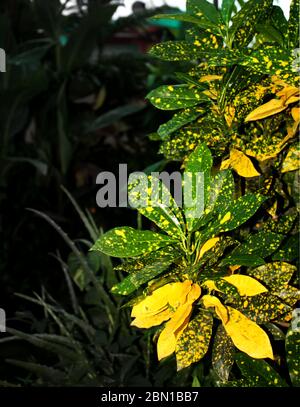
xmin=94 ymin=0 xmax=300 ymax=386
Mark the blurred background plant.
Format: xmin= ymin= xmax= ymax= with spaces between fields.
xmin=0 ymin=0 xmax=189 ymax=386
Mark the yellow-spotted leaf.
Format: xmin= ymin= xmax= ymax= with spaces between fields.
xmin=92 ymin=227 xmax=175 ymax=258
xmin=175 ymin=309 xmax=213 ymax=370
xmin=281 ymin=146 xmax=300 ymax=173
xmin=245 ymin=98 xmax=286 ymax=122
xmin=212 ymin=324 xmax=235 ymax=382
xmin=232 ymin=293 xmax=291 ymax=324
xmin=220 ymin=149 xmax=260 ymax=178
xmin=222 ymin=275 xmax=268 ymax=296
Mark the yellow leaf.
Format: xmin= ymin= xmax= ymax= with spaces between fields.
xmin=199 ymin=75 xmax=222 ymax=82
xmin=285 ymin=95 xmax=300 ymax=105
xmin=93 ymin=86 xmax=106 ymax=110
xmin=223 ymin=306 xmax=274 ymax=359
xmin=131 ymin=308 xmax=174 ymax=329
xmin=225 ymin=105 xmax=235 ymax=128
xmin=220 ymin=211 xmax=231 ymax=224
xmin=221 ymin=149 xmax=260 ymax=178
xmin=157 ymin=303 xmax=192 ymax=360
xmin=291 ymin=106 xmax=300 ymax=123
xmin=157 ymin=283 xmax=201 ymax=360
xmin=202 ymin=295 xmax=229 ymax=322
xmin=276 ymin=85 xmax=299 ymax=103
xmin=266 ymin=201 xmax=278 ymax=218
xmin=202 ymin=295 xmax=274 ymax=359
xmin=199 ymin=237 xmax=220 ymax=259
xmin=187 ymin=283 xmax=201 ymax=303
xmin=131 ymin=281 xmax=192 ymax=328
xmin=202 ymin=280 xmax=219 ymax=293
xmin=222 ymin=275 xmax=268 ymax=296
xmin=245 ymin=98 xmax=286 ymax=122
xmin=229 ymin=265 xmax=241 ymax=272
xmin=203 ymin=89 xmax=218 ymax=99
xmin=281 ymin=146 xmax=300 ymax=173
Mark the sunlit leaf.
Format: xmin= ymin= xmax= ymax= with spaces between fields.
xmin=220 ymin=149 xmax=260 ymax=178
xmin=222 ymin=275 xmax=268 ymax=296
xmin=202 ymin=295 xmax=274 ymax=359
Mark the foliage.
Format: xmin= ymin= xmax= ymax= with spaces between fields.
xmin=93 ymin=0 xmax=300 ymax=387
xmin=0 ymin=0 xmax=299 ymax=388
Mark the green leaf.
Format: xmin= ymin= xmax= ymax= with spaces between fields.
xmin=150 ymin=41 xmax=243 ymax=64
xmin=212 ymin=324 xmax=235 ymax=382
xmin=175 ymin=71 xmax=209 ymax=88
xmin=248 ymin=262 xmax=297 ymax=292
xmin=147 ymin=84 xmax=209 ymax=110
xmin=272 ymin=234 xmax=299 ymax=262
xmin=213 ymin=194 xmax=267 ymax=233
xmin=85 ymin=103 xmax=144 ymax=133
xmin=286 ymin=310 xmax=300 ymax=386
xmin=221 ymin=0 xmax=236 ymax=25
xmin=231 ymin=293 xmax=291 ymax=324
xmin=184 ymin=143 xmax=213 ymax=230
xmin=175 ymin=309 xmax=213 ymax=371
xmin=5 ymin=360 xmax=67 ymax=384
xmin=264 ymin=323 xmax=285 ymax=341
xmin=222 ymin=231 xmax=283 ymax=265
xmin=270 ymin=6 xmax=288 ymax=37
xmin=241 ymin=47 xmax=295 ymax=84
xmin=262 ymin=213 xmax=297 ymax=234
xmin=235 ymin=353 xmax=288 ymax=387
xmin=157 ymin=107 xmax=204 ymax=140
xmin=229 ymin=0 xmax=273 ymax=47
xmin=152 ymin=13 xmax=216 ymax=30
xmin=114 ymin=246 xmax=179 ymax=273
xmin=206 ymin=170 xmax=234 ymax=214
xmin=256 ymin=24 xmax=284 ymax=45
xmin=111 ymin=247 xmax=181 ymax=295
xmin=287 ymin=0 xmax=300 ymax=49
xmin=128 ymin=175 xmax=185 ymax=239
xmin=187 ymin=0 xmax=221 ymax=25
xmin=215 ymin=278 xmax=240 ymax=297
xmin=91 ymin=227 xmax=175 ymax=258
xmin=60 ymin=5 xmax=117 ymax=72
xmin=221 ymin=254 xmax=264 ymax=267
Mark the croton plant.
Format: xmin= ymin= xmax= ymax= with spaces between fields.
xmin=92 ymin=0 xmax=300 ymax=386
